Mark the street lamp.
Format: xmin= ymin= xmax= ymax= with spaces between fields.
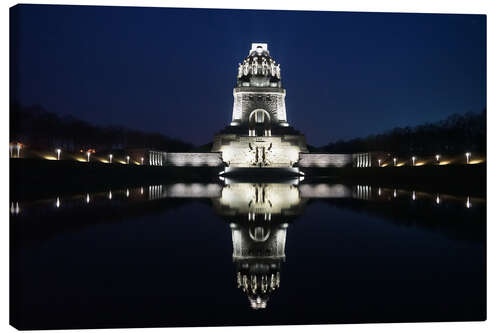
xmin=87 ymin=151 xmax=91 ymax=162
xmin=435 ymin=154 xmax=440 ymax=163
xmin=378 ymin=159 xmax=381 ymax=167
xmin=109 ymin=154 xmax=113 ymax=164
xmin=412 ymin=156 xmax=416 ymax=166
xmin=393 ymin=157 xmax=397 ymax=166
xmin=16 ymin=143 xmax=21 ymax=157
xmin=56 ymin=148 xmax=61 ymax=160
xmin=466 ymin=152 xmax=471 ymax=164
xmin=466 ymin=196 xmax=471 ymax=208
xmin=141 ymin=157 xmax=144 ymax=165
xmin=126 ymin=156 xmax=130 ymax=164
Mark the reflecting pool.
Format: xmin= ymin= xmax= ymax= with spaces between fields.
xmin=10 ymin=181 xmax=486 ymax=329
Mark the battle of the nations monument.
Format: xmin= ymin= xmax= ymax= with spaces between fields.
xmin=210 ymin=43 xmax=352 ymax=174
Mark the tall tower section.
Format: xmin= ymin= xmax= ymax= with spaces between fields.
xmin=212 ymin=43 xmax=308 ymax=169
xmin=230 ymin=43 xmax=289 ymax=128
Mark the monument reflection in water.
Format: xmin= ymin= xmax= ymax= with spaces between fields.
xmin=11 ymin=180 xmax=485 ymax=328
xmin=213 ymin=182 xmax=306 ymax=309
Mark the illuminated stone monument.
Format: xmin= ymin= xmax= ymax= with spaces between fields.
xmin=212 ymin=183 xmax=306 ymax=309
xmin=212 ymin=43 xmax=308 ymax=169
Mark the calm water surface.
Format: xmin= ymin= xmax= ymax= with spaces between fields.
xmin=10 ymin=181 xmax=486 ymax=329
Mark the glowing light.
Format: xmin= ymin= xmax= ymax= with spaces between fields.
xmin=10 ymin=202 xmax=20 ymax=215
xmin=126 ymin=189 xmax=130 ymax=197
xmin=466 ymin=196 xmax=471 ymax=208
xmin=56 ymin=197 xmax=60 ymax=208
xmin=109 ymin=154 xmax=113 ymax=163
xmin=87 ymin=151 xmax=91 ymax=162
xmin=393 ymin=189 xmax=397 ymax=198
xmin=75 ymin=158 xmax=87 ymax=162
xmin=378 ymin=159 xmax=381 ymax=167
xmin=141 ymin=157 xmax=144 ymax=165
xmin=393 ymin=157 xmax=397 ymax=166
xmin=140 ymin=187 xmax=144 ymax=195
xmin=86 ymin=194 xmax=90 ymax=203
xmin=412 ymin=191 xmax=416 ymax=200
xmin=412 ymin=156 xmax=416 ymax=166
xmin=436 ymin=194 xmax=440 ymax=205
xmin=43 ymin=155 xmax=57 ymax=160
xmin=469 ymin=159 xmax=484 ymax=165
xmin=378 ymin=188 xmax=381 ymax=196
xmin=108 ymin=190 xmax=112 ymax=200
xmin=435 ymin=154 xmax=440 ymax=162
xmin=56 ymin=148 xmax=61 ymax=160
xmin=17 ymin=143 xmax=21 ymax=157
xmin=439 ymin=161 xmax=451 ymax=166
xmin=465 ymin=152 xmax=471 ymax=164
xmin=415 ymin=162 xmax=425 ymax=166
xmin=126 ymin=156 xmax=130 ymax=164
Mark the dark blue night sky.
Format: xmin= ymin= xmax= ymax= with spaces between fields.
xmin=10 ymin=5 xmax=486 ymax=146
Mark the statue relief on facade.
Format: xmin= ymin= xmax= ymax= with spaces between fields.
xmin=238 ymin=63 xmax=243 ymax=78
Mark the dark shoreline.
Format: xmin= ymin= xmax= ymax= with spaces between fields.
xmin=10 ymin=159 xmax=486 ymax=201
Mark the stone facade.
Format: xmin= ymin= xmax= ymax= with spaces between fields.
xmin=232 ymin=88 xmax=287 ymax=126
xmin=298 ymin=153 xmax=352 ymax=168
xmin=212 ymin=134 xmax=308 ymax=168
xmin=165 ymin=152 xmax=223 ymax=167
xmin=212 ymin=43 xmax=309 ymax=168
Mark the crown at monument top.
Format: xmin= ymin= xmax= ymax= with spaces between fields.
xmin=249 ymin=43 xmax=269 ymax=55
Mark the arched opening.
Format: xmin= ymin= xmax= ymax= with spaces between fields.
xmin=248 ymin=109 xmax=272 ymax=137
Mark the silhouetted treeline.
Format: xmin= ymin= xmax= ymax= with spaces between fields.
xmin=10 ymin=102 xmax=194 ymax=152
xmin=318 ymin=110 xmax=486 ymax=155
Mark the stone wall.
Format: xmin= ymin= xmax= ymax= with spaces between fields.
xmin=298 ymin=153 xmax=352 ymax=168
xmin=165 ymin=152 xmax=223 ymax=167
xmin=213 ymin=134 xmax=308 ymax=168
xmin=232 ymin=87 xmax=287 ymax=125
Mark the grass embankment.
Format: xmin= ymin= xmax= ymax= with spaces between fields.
xmin=11 ymin=159 xmax=486 ymax=200
xmin=302 ymin=164 xmax=486 ymax=197
xmin=10 ymin=158 xmax=221 ymax=200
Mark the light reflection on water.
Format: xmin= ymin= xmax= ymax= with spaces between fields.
xmin=10 ymin=183 xmax=484 ymax=213
xmin=10 ymin=182 xmax=486 ymax=328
